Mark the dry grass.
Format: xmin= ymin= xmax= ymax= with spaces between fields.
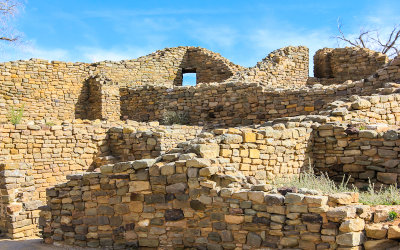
xmin=275 ymin=166 xmax=400 ymax=206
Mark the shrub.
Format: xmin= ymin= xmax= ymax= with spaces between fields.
xmin=388 ymin=210 xmax=398 ymax=221
xmin=162 ymin=111 xmax=190 ymax=125
xmin=274 ymin=166 xmax=354 ymax=194
xmin=275 ymin=166 xmax=400 ymax=206
xmin=45 ymin=121 xmax=55 ymax=126
xmin=8 ymin=104 xmax=24 ymax=125
xmin=358 ymin=180 xmax=400 ymax=206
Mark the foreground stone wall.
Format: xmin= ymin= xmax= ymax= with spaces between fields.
xmin=314 ymin=47 xmax=388 ymax=82
xmin=0 ymin=163 xmax=39 ymax=238
xmin=41 ymin=152 xmax=400 ymax=249
xmin=314 ymin=123 xmax=400 ymax=188
xmin=0 ymin=121 xmax=205 ymax=239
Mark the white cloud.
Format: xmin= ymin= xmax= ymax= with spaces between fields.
xmin=78 ymin=46 xmax=157 ymax=62
xmin=0 ymin=41 xmax=70 ymax=62
xmin=190 ymin=26 xmax=237 ymax=48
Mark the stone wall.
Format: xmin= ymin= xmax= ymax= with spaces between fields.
xmin=0 ymin=162 xmax=39 ymax=238
xmin=119 ymin=79 xmax=380 ymax=126
xmin=0 ymin=59 xmax=89 ymax=123
xmin=94 ymin=46 xmax=243 ymax=87
xmin=0 ymin=47 xmax=242 ymax=122
xmin=314 ymin=123 xmax=400 ymax=188
xmin=108 ymin=125 xmax=203 ymax=162
xmin=41 ymin=150 xmax=400 ymax=249
xmin=229 ymin=46 xmax=309 ymax=86
xmin=2 ymin=46 xmax=396 ymax=124
xmin=314 ymin=47 xmax=388 ymax=81
xmin=212 ymin=124 xmax=313 ymax=181
xmin=0 ymin=121 xmax=205 ymax=239
xmin=86 ymin=77 xmax=121 ymax=120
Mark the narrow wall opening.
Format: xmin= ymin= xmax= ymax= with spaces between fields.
xmin=182 ymin=68 xmax=197 ymax=86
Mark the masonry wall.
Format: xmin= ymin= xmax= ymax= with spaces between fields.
xmin=0 ymin=121 xmax=205 ymax=239
xmin=41 ymin=153 xmax=400 ymax=249
xmin=108 ymin=125 xmax=203 ymax=161
xmin=213 ymin=124 xmax=313 ymax=181
xmin=314 ymin=123 xmax=400 ymax=188
xmin=0 ymin=47 xmax=243 ymax=122
xmin=86 ymin=77 xmax=121 ymax=120
xmin=0 ymin=60 xmax=89 ymax=123
xmin=120 ymin=80 xmax=379 ymax=126
xmin=228 ymin=46 xmax=309 ymax=86
xmin=314 ymin=47 xmax=388 ymax=81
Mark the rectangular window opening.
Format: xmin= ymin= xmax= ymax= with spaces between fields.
xmin=182 ymin=72 xmax=197 ymax=86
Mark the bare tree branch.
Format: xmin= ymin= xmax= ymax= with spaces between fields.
xmin=0 ymin=0 xmax=22 ymax=43
xmin=335 ymin=18 xmax=400 ymax=58
xmin=0 ymin=36 xmax=16 ymax=41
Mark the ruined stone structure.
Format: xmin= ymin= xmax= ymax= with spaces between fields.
xmin=1 ymin=45 xmax=400 ymax=249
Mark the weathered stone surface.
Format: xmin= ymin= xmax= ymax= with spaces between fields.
xmin=132 ymin=159 xmax=156 ymax=170
xmin=221 ymin=134 xmax=243 ymax=144
xmin=246 ymin=232 xmax=262 ymax=247
xmin=191 ymin=144 xmax=220 ymax=159
xmin=364 ymin=239 xmax=399 ymax=250
xmin=351 ymin=99 xmax=371 ymax=110
xmin=265 ymin=194 xmax=284 ymax=206
xmin=336 ymin=232 xmax=365 ymax=246
xmin=186 ymin=158 xmax=211 ymax=168
xmin=365 ymin=223 xmax=387 ymax=239
xmin=166 ymin=183 xmax=187 ymax=193
xmin=377 ymin=172 xmax=397 ymax=184
xmin=225 ymin=215 xmax=244 ymax=224
xmin=339 ymin=218 xmax=365 ymax=232
xmin=388 ymin=225 xmax=400 ymax=239
xmin=164 ymin=209 xmax=184 ymax=221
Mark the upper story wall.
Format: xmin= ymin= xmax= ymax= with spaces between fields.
xmin=0 ymin=59 xmax=91 ymax=123
xmin=0 ymin=47 xmax=243 ymax=122
xmin=229 ymin=46 xmax=309 ymax=86
xmin=93 ymin=46 xmax=243 ymax=86
xmin=314 ymin=47 xmax=388 ymax=82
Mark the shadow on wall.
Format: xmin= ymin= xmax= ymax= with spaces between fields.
xmin=74 ymin=79 xmax=90 ymax=120
xmin=173 ymin=48 xmax=235 ymax=86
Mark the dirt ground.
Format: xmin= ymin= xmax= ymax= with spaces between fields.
xmin=0 ymin=237 xmax=90 ymax=250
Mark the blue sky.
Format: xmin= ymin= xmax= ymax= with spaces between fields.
xmin=4 ymin=0 xmax=400 ymax=73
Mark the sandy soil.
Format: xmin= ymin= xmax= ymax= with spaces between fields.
xmin=0 ymin=238 xmax=90 ymax=250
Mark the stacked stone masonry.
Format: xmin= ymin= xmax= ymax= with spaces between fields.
xmin=2 ymin=45 xmax=400 ymax=248
xmin=314 ymin=47 xmax=388 ymax=82
xmin=41 ymin=149 xmax=400 ymax=249
xmin=0 ymin=46 xmax=309 ymax=123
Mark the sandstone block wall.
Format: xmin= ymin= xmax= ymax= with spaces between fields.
xmin=229 ymin=46 xmax=309 ymax=86
xmin=0 ymin=122 xmax=204 ymax=201
xmin=86 ymin=77 xmax=121 ymax=120
xmin=0 ymin=59 xmax=89 ymax=123
xmin=41 ymin=152 xmax=399 ymax=249
xmin=0 ymin=163 xmax=39 ymax=238
xmin=108 ymin=125 xmax=203 ymax=162
xmin=119 ymin=79 xmax=379 ymax=126
xmin=314 ymin=47 xmax=388 ymax=82
xmin=0 ymin=47 xmax=242 ymax=122
xmin=213 ymin=124 xmax=313 ymax=181
xmin=0 ymin=121 xmax=205 ymax=238
xmin=314 ymin=123 xmax=400 ymax=188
